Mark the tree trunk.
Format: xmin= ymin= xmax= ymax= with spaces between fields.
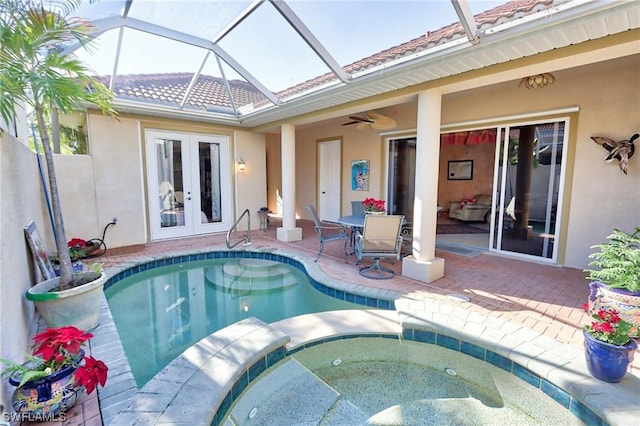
xmin=35 ymin=104 xmax=73 ymax=289
xmin=512 ymin=126 xmax=535 ymax=240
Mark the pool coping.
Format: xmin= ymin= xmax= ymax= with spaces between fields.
xmin=92 ymin=247 xmax=639 ymax=426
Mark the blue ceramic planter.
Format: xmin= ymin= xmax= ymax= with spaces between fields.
xmin=583 ymin=330 xmax=637 ymax=383
xmin=8 ymin=362 xmax=81 ymax=416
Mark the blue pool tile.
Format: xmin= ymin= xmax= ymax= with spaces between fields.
xmin=570 ymin=399 xmax=601 ymax=426
xmin=485 ymin=350 xmax=512 ymax=372
xmin=345 ymin=292 xmax=356 ymax=303
xmin=335 ymin=290 xmax=345 ymax=300
xmin=460 ymin=341 xmax=486 ymax=360
xmin=355 ymin=295 xmax=366 ymax=306
xmin=231 ymin=372 xmax=248 ymax=399
xmin=214 ymin=392 xmax=233 ymax=426
xmin=513 ymin=364 xmax=540 ymax=387
xmin=248 ymin=358 xmax=266 ymax=382
xmin=541 ymin=379 xmax=571 ymax=408
xmin=413 ymin=329 xmax=436 ymax=344
xmin=436 ymin=334 xmax=460 ymax=351
xmin=266 ymin=347 xmax=286 ymax=367
xmin=365 ymin=297 xmax=377 ymax=308
xmin=377 ymin=299 xmax=391 ymax=310
xmin=327 ymin=287 xmax=336 ymax=297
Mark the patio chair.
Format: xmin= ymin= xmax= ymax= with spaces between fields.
xmin=354 ymin=214 xmax=404 ymax=279
xmin=351 ymin=201 xmax=365 ymax=215
xmin=305 ymin=205 xmax=349 ymax=262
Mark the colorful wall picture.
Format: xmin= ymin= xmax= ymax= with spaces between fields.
xmin=352 ymin=159 xmax=370 ymax=191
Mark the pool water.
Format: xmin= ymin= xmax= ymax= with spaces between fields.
xmin=229 ymin=338 xmax=584 ymax=425
xmin=105 ymin=259 xmax=364 ymax=386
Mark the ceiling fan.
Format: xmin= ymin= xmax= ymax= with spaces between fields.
xmin=342 ymin=112 xmax=397 ymax=130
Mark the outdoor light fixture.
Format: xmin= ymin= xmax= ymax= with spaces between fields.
xmin=519 ymin=73 xmax=556 ymax=89
xmin=238 ymin=159 xmax=246 ymax=172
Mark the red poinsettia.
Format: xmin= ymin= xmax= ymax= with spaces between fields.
xmin=75 ymin=356 xmax=108 ymax=394
xmin=362 ymin=198 xmax=386 ymax=213
xmin=4 ymin=326 xmax=109 ymax=393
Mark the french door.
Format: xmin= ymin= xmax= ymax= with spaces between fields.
xmin=145 ymin=130 xmax=231 ymax=240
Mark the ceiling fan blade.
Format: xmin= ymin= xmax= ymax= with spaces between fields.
xmin=367 ymin=112 xmax=397 ymax=130
xmin=348 ymin=115 xmax=374 ymax=123
xmin=356 ymin=122 xmax=369 ymax=130
xmin=342 ymin=120 xmax=360 ymax=126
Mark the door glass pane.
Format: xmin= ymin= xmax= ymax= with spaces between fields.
xmin=155 ymin=138 xmax=184 ymax=228
xmin=199 ymin=142 xmax=222 ymax=223
xmin=493 ymin=121 xmax=564 ymax=259
xmin=387 ymin=138 xmax=416 ymax=222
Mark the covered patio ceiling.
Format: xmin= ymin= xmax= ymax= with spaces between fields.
xmin=67 ymin=0 xmax=639 ymax=129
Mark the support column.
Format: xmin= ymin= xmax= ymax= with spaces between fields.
xmin=277 ymin=123 xmax=302 ymax=242
xmin=402 ymin=89 xmax=445 ymax=283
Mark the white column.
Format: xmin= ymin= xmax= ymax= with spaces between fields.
xmin=277 ymin=123 xmax=302 ymax=242
xmin=402 ymin=89 xmax=445 ymax=283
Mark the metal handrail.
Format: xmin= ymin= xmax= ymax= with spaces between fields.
xmin=226 ymin=208 xmax=251 ymax=249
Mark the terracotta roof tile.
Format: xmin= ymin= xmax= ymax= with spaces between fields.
xmin=99 ymin=73 xmax=268 ymax=112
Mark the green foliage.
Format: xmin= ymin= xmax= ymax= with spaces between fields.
xmin=0 ymin=0 xmax=115 ymax=289
xmin=585 ymin=227 xmax=640 ymax=292
xmin=0 ymin=356 xmax=50 ymax=388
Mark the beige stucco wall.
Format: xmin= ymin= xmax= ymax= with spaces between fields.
xmin=234 ymin=130 xmax=267 ymax=222
xmin=54 ymin=114 xmax=269 ymax=250
xmin=0 ymin=131 xmax=47 ymax=413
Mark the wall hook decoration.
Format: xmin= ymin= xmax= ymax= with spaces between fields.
xmin=591 ymin=133 xmax=637 ymax=175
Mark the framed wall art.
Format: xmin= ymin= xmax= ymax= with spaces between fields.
xmin=447 ymin=160 xmax=473 ymax=180
xmin=351 ymin=159 xmax=369 ymax=191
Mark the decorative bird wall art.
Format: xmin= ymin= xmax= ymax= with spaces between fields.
xmin=590 ymin=133 xmax=638 ymax=175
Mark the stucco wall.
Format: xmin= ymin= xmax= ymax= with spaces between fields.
xmin=0 ymin=131 xmax=47 ymax=414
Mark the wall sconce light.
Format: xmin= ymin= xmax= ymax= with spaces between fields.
xmin=238 ymin=159 xmax=246 ymax=172
xmin=519 ymin=73 xmax=556 ymax=89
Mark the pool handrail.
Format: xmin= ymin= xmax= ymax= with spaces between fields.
xmin=226 ymin=208 xmax=251 ymax=248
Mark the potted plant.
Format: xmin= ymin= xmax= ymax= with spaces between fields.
xmin=1 ymin=326 xmax=108 ymax=417
xmin=582 ymin=306 xmax=637 ymax=383
xmin=0 ymin=0 xmax=115 ymax=328
xmin=362 ymin=198 xmax=386 ymax=215
xmin=585 ymin=227 xmax=640 ymax=337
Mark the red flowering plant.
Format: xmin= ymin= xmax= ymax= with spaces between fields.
xmin=583 ymin=305 xmax=634 ymax=346
xmin=362 ymin=198 xmax=386 ymax=213
xmin=0 ymin=326 xmax=108 ymax=394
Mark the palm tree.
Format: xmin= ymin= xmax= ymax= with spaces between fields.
xmin=0 ymin=0 xmax=115 ymax=290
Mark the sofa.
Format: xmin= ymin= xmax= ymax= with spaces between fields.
xmin=448 ymin=194 xmax=492 ymax=222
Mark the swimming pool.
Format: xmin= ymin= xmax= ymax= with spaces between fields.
xmin=229 ymin=338 xmax=584 ymax=425
xmin=105 ymin=257 xmax=367 ymax=385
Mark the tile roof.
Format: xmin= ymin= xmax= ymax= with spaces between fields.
xmin=98 ymin=73 xmax=269 ymax=113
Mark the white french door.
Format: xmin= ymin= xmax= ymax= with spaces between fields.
xmin=145 ymin=130 xmax=231 ymax=240
xmin=318 ymin=139 xmax=342 ymax=221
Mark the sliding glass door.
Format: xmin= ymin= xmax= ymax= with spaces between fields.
xmin=490 ymin=120 xmax=567 ymax=261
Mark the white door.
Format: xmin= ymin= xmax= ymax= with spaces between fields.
xmin=146 ymin=130 xmax=231 ymax=240
xmin=318 ymin=139 xmax=341 ymax=221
